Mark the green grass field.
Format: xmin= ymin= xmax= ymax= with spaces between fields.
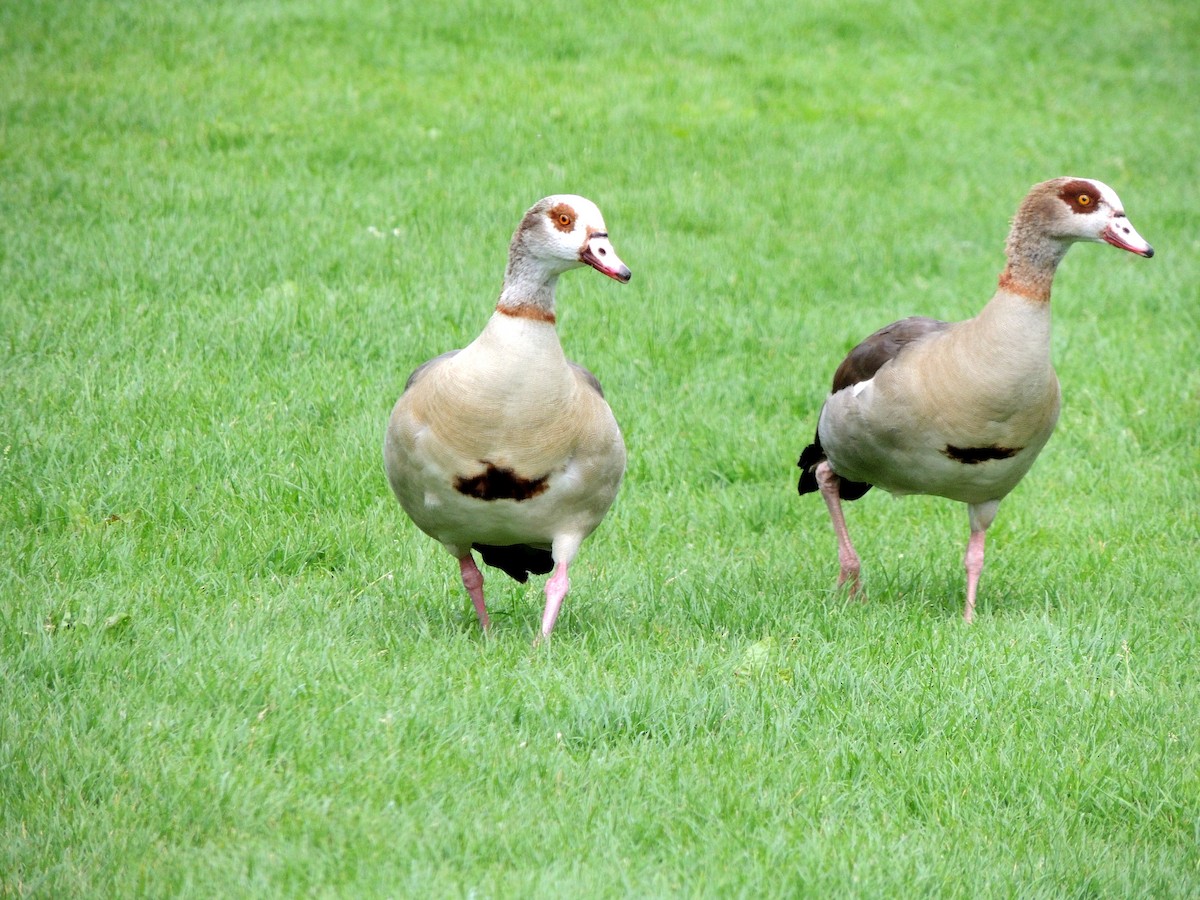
xmin=3 ymin=0 xmax=1199 ymax=895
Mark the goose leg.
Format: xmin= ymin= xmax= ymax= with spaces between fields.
xmin=963 ymin=501 xmax=1000 ymax=623
xmin=816 ymin=461 xmax=861 ymax=597
xmin=458 ymin=554 xmax=490 ymax=631
xmin=535 ymin=535 xmax=584 ymax=644
xmin=963 ymin=530 xmax=986 ymax=624
xmin=538 ymin=560 xmax=571 ymax=641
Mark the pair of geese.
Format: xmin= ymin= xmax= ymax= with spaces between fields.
xmin=385 ymin=179 xmax=1153 ymax=640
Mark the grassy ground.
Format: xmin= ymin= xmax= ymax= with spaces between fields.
xmin=3 ymin=0 xmax=1199 ymax=895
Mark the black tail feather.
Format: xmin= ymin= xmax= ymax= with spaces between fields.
xmin=797 ymin=431 xmax=873 ymax=501
xmin=838 ymin=477 xmax=873 ymax=501
xmin=472 ymin=542 xmax=554 ymax=583
xmin=797 ymin=431 xmax=825 ymax=495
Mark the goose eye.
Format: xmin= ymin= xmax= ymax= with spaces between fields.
xmin=547 ymin=203 xmax=577 ymax=232
xmin=1077 ymin=193 xmax=1092 ymax=207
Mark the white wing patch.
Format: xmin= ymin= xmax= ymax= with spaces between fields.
xmin=851 ymin=377 xmax=875 ymax=398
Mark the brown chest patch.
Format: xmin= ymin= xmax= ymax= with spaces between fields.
xmin=455 ymin=461 xmax=550 ymax=501
xmin=943 ymin=444 xmax=1021 ymax=464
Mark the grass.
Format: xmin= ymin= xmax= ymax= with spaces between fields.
xmin=3 ymin=0 xmax=1199 ymax=895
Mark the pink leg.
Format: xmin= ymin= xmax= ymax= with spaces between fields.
xmin=537 ymin=560 xmax=571 ymax=642
xmin=816 ymin=462 xmax=862 ymax=598
xmin=459 ymin=555 xmax=490 ymax=631
xmin=962 ymin=529 xmax=985 ymax=624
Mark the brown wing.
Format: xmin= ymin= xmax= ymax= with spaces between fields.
xmin=831 ymin=316 xmax=949 ymax=392
xmin=403 ymin=349 xmax=461 ymax=392
xmin=799 ymin=317 xmax=949 ymax=499
xmin=567 ymin=359 xmax=606 ymax=398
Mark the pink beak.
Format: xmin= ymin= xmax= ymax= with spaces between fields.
xmin=581 ymin=235 xmax=632 ymax=283
xmin=1102 ymin=218 xmax=1154 ymax=258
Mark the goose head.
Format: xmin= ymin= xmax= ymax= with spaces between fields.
xmin=1027 ymin=177 xmax=1155 ymax=258
xmin=509 ymin=195 xmax=632 ymax=284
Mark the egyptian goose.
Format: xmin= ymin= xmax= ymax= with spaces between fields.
xmin=385 ymin=195 xmax=631 ymax=639
xmin=797 ymin=177 xmax=1153 ymax=621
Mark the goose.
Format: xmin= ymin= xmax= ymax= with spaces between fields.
xmin=797 ymin=177 xmax=1153 ymax=622
xmin=385 ymin=195 xmax=631 ymax=640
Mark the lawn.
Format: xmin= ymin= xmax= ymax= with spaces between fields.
xmin=2 ymin=0 xmax=1199 ymax=895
